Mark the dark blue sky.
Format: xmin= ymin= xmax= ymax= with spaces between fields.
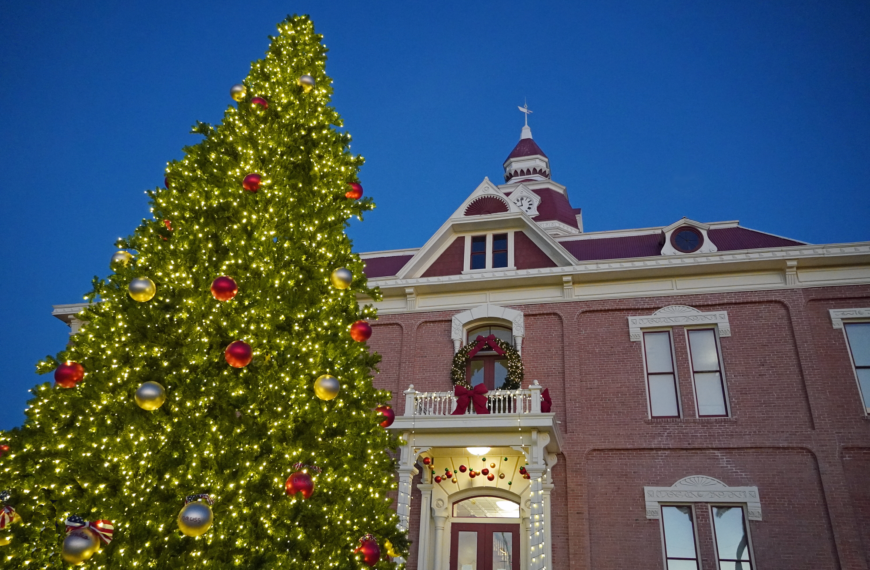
xmin=2 ymin=1 xmax=868 ymax=429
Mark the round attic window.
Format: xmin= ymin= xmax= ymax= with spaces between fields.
xmin=671 ymin=226 xmax=704 ymax=253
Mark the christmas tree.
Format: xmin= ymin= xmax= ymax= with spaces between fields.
xmin=0 ymin=15 xmax=406 ymax=569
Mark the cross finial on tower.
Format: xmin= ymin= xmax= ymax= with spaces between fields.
xmin=517 ymin=100 xmax=533 ymax=139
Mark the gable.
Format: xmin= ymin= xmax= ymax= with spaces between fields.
xmin=421 ymin=237 xmax=465 ymax=278
xmin=515 ymin=231 xmax=558 ymax=270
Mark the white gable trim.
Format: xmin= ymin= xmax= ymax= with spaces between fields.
xmin=628 ymin=305 xmax=731 ymax=341
xmin=451 ymin=304 xmax=525 ymax=354
xmin=644 ymin=475 xmax=762 ymax=521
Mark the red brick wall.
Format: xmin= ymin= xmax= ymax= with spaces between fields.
xmin=368 ymin=284 xmax=870 ymax=569
xmin=515 ymin=231 xmax=557 ymax=270
xmin=421 ymin=238 xmax=464 ymax=277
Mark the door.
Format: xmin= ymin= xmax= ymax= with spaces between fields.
xmin=467 ymin=356 xmax=509 ymax=390
xmin=450 ymin=523 xmax=520 ymax=570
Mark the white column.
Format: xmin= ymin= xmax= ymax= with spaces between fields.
xmin=521 ymin=515 xmax=531 ymax=570
xmin=530 ymin=380 xmax=542 ymax=413
xmin=527 ymin=466 xmax=546 ymax=570
xmin=542 ymin=482 xmax=554 ymax=569
xmin=433 ymin=514 xmax=447 ymax=570
xmin=417 ymin=483 xmax=434 ymax=570
xmin=397 ymin=465 xmax=417 ymax=532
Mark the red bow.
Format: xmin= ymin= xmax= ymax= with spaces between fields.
xmin=65 ymin=516 xmax=114 ymax=544
xmin=0 ymin=505 xmax=19 ymax=529
xmin=541 ymin=388 xmax=552 ymax=413
xmin=467 ymin=335 xmax=505 ymax=358
xmin=452 ymin=384 xmax=490 ymax=415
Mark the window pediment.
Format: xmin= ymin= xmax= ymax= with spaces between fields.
xmin=644 ymin=475 xmax=762 ymax=521
xmin=628 ymin=305 xmax=731 ymax=341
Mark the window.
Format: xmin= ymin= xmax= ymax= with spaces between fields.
xmin=687 ymin=329 xmax=728 ymax=417
xmin=660 ymin=506 xmax=699 ymax=570
xmin=471 ymin=236 xmax=487 ymax=270
xmin=466 ymin=325 xmax=512 ymax=390
xmin=844 ymin=322 xmax=870 ymax=413
xmin=467 ymin=326 xmax=513 ymax=347
xmin=492 ymin=234 xmax=508 ymax=268
xmin=711 ymin=506 xmax=753 ymax=569
xmin=453 ymin=496 xmax=519 ymax=518
xmin=643 ymin=331 xmax=680 ymax=418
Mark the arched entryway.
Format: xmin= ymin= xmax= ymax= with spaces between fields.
xmin=450 ymin=496 xmax=521 ymax=570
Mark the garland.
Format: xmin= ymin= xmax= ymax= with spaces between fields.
xmin=451 ymin=336 xmax=523 ymax=391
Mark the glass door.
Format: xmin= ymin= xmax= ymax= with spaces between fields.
xmin=450 ymin=523 xmax=519 ymax=570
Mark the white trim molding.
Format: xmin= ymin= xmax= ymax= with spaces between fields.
xmin=830 ymin=307 xmax=870 ymax=329
xmin=644 ymin=475 xmax=762 ymax=521
xmin=628 ymin=305 xmax=731 ymax=341
xmin=451 ymin=303 xmax=525 ymax=353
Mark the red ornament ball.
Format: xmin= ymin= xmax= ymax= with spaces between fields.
xmin=164 ymin=176 xmax=170 ymax=188
xmin=346 ymin=182 xmax=363 ymax=200
xmin=243 ymin=173 xmax=261 ymax=192
xmin=350 ymin=320 xmax=372 ymax=342
xmin=357 ymin=537 xmax=381 ymax=567
xmin=487 ymin=474 xmax=495 ymax=481
xmin=376 ymin=405 xmax=395 ymax=428
xmin=445 ymin=470 xmax=453 ymax=478
xmin=285 ymin=471 xmax=314 ymax=499
xmin=422 ymin=457 xmax=431 ymax=465
xmin=54 ymin=362 xmax=85 ymax=388
xmin=469 ymin=471 xmax=477 ymax=479
xmin=251 ymin=97 xmax=268 ymax=109
xmin=482 ymin=468 xmax=489 ymax=476
xmin=225 ymin=341 xmax=252 ymax=368
xmin=211 ymin=276 xmax=238 ymax=301
xmin=519 ymin=466 xmax=527 ymax=475
xmin=0 ymin=444 xmax=9 ymax=458
xmin=434 ymin=475 xmax=442 ymax=483
xmin=459 ymin=465 xmax=467 ymax=473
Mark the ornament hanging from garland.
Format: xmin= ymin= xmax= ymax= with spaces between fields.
xmin=178 ymin=495 xmax=214 ymax=537
xmin=298 ymin=74 xmax=315 ymax=92
xmin=128 ymin=277 xmax=157 ymax=302
xmin=349 ymin=320 xmax=372 ymax=342
xmin=285 ymin=463 xmax=321 ymax=499
xmin=0 ymin=491 xmax=21 ymax=547
xmin=356 ymin=534 xmax=381 ymax=567
xmin=451 ymin=335 xmax=523 ymax=391
xmin=251 ymin=97 xmax=269 ymax=111
xmin=314 ymin=374 xmax=340 ymax=400
xmin=0 ymin=445 xmax=8 ymax=459
xmin=422 ymin=457 xmax=431 ymax=466
xmin=55 ymin=362 xmax=85 ymax=388
xmin=135 ymin=381 xmax=166 ymax=411
xmin=225 ymin=341 xmax=253 ymax=368
xmin=376 ymin=405 xmax=395 ymax=427
xmin=111 ymin=250 xmax=133 ymax=267
xmin=434 ymin=475 xmax=442 ymax=483
xmin=211 ymin=276 xmax=238 ymax=301
xmin=230 ymin=83 xmax=247 ymax=102
xmin=458 ymin=465 xmax=466 ymax=473
xmin=62 ymin=516 xmax=113 ymax=564
xmin=346 ymin=182 xmax=363 ymax=200
xmin=243 ymin=173 xmax=261 ymax=192
xmin=330 ymin=268 xmax=352 ymax=289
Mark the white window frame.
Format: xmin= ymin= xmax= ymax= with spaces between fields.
xmin=462 ymin=232 xmax=515 ymax=273
xmin=684 ymin=326 xmax=731 ymax=418
xmin=830 ymin=308 xmax=870 ymax=415
xmin=657 ymin=504 xmax=702 ymax=570
xmin=641 ymin=328 xmax=682 ymax=419
xmin=709 ymin=504 xmax=756 ymax=570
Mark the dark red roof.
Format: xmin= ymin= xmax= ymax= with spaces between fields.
xmin=505 ymin=138 xmax=548 ymax=161
xmin=531 ymin=188 xmax=579 ymax=228
xmin=363 ymin=255 xmax=413 ymax=278
xmin=560 ymin=227 xmax=805 ymax=262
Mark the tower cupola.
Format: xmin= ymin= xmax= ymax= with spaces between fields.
xmin=503 ymin=103 xmax=550 ymax=182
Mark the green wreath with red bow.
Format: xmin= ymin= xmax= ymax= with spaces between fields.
xmin=451 ymin=335 xmax=524 ymax=391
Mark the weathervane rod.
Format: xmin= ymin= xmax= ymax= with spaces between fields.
xmin=518 ymin=99 xmax=532 ymax=127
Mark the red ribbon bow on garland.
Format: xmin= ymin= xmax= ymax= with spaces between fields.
xmin=65 ymin=515 xmax=114 ymax=544
xmin=451 ymin=384 xmax=490 ymax=415
xmin=467 ymin=335 xmax=506 ymax=359
xmin=541 ymin=388 xmax=552 ymax=413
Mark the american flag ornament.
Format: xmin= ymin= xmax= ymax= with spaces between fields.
xmin=65 ymin=515 xmax=114 ymax=544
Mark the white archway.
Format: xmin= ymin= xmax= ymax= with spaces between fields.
xmin=451 ymin=304 xmax=525 ymax=354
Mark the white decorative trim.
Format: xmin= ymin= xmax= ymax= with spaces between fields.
xmin=661 ymin=218 xmax=719 ymax=256
xmin=644 ymin=476 xmax=762 ymax=521
xmin=451 ymin=304 xmax=524 ymax=353
xmin=830 ymin=308 xmax=870 ymax=329
xmin=628 ymin=305 xmax=731 ymax=341
xmin=537 ymin=220 xmax=581 ymax=237
xmin=785 ymin=260 xmax=798 ymax=286
xmin=509 ymin=184 xmax=541 ymax=217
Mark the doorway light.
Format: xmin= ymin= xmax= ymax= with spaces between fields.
xmin=466 ymin=447 xmax=491 ymax=455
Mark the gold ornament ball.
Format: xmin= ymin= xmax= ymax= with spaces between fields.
xmin=230 ymin=83 xmax=247 ymax=102
xmin=452 ymin=477 xmax=458 ymax=483
xmin=62 ymin=528 xmax=100 ymax=565
xmin=499 ymin=473 xmax=505 ymax=479
xmin=111 ymin=250 xmax=133 ymax=267
xmin=385 ymin=539 xmax=400 ymax=559
xmin=178 ymin=502 xmax=213 ymax=537
xmin=128 ymin=277 xmax=157 ymax=302
xmin=314 ymin=374 xmax=341 ymax=400
xmin=490 ymin=462 xmax=496 ymax=468
xmin=0 ymin=534 xmax=11 ymax=547
xmin=298 ymin=74 xmax=315 ymax=92
xmin=330 ymin=268 xmax=352 ymax=289
xmin=135 ymin=381 xmax=166 ymax=411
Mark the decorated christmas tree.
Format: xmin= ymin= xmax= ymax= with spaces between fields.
xmin=0 ymin=15 xmax=405 ymax=569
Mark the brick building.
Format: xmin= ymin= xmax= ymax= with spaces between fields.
xmin=354 ymin=117 xmax=870 ymax=570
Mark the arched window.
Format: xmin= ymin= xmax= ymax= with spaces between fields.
xmin=466 ymin=325 xmax=513 ymax=390
xmin=453 ymin=496 xmax=520 ymax=518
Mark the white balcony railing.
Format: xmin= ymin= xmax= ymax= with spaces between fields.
xmin=402 ymin=380 xmax=545 ymax=416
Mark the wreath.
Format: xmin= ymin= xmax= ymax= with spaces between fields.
xmin=451 ymin=335 xmax=524 ymax=391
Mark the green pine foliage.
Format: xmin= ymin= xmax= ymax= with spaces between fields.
xmin=0 ymin=15 xmax=407 ymax=569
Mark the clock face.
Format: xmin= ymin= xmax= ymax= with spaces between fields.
xmin=515 ymin=196 xmax=535 ymax=213
xmin=671 ymin=227 xmax=703 ymax=253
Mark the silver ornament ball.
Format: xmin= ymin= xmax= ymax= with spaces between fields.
xmin=111 ymin=250 xmax=133 ymax=267
xmin=230 ymin=84 xmax=247 ymax=102
xmin=135 ymin=381 xmax=166 ymax=411
xmin=330 ymin=268 xmax=352 ymax=290
xmin=298 ymin=74 xmax=315 ymax=92
xmin=178 ymin=502 xmax=213 ymax=537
